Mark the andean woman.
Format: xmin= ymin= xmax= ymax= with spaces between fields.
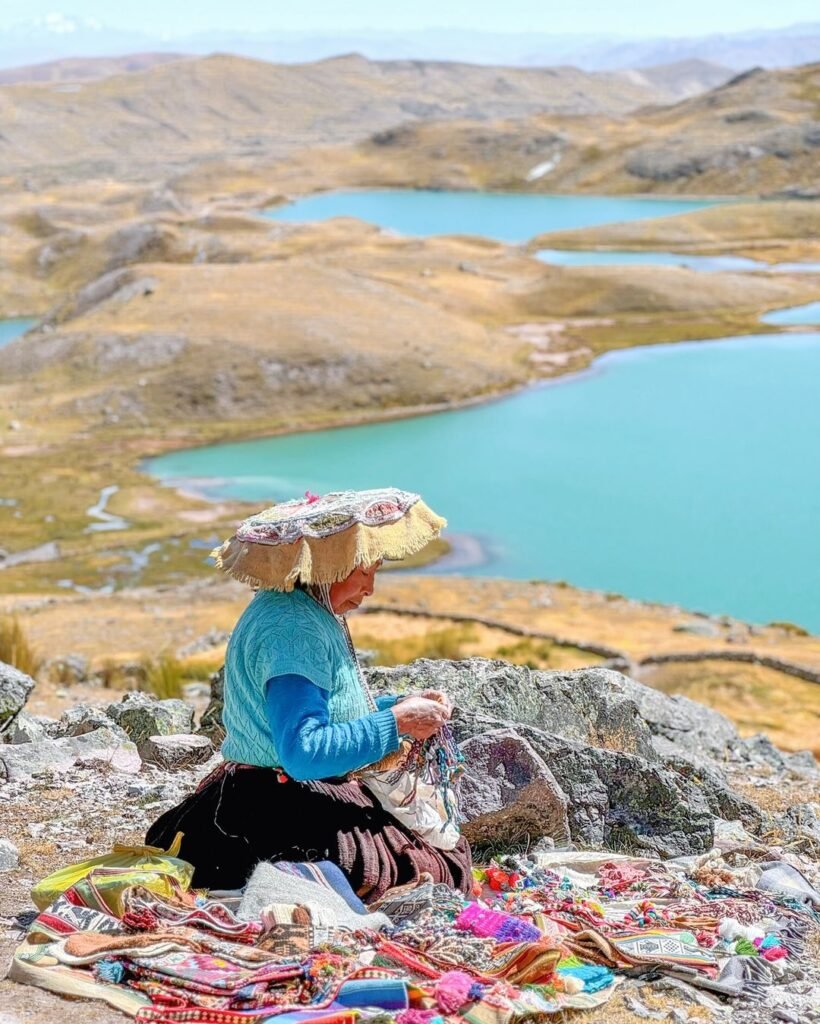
xmin=146 ymin=488 xmax=472 ymax=902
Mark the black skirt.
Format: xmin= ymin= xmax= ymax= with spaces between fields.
xmin=145 ymin=762 xmax=472 ymax=902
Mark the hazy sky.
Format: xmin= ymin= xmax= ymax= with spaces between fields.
xmin=1 ymin=0 xmax=816 ymax=36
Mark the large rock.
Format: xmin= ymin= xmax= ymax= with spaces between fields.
xmin=503 ymin=719 xmax=714 ymax=857
xmin=140 ymin=733 xmax=213 ymax=771
xmin=662 ymin=754 xmax=763 ymax=829
xmin=0 ymin=729 xmax=140 ymax=780
xmin=459 ymin=729 xmax=571 ymax=849
xmin=106 ymin=691 xmax=193 ymax=751
xmin=615 ymin=675 xmax=740 ymax=760
xmin=194 ymin=657 xmax=758 ymax=857
xmin=368 ymin=661 xmax=658 ymax=759
xmin=0 ymin=661 xmax=35 ymax=733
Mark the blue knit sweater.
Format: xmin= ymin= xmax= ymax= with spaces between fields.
xmin=221 ymin=587 xmax=399 ymax=772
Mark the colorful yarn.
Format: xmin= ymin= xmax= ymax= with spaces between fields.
xmin=384 ymin=724 xmax=465 ymax=829
xmin=557 ymin=964 xmax=615 ymax=994
xmin=434 ymin=970 xmax=477 ymax=1013
xmin=455 ymin=903 xmax=541 ymax=943
xmin=95 ymin=958 xmax=126 ymax=983
xmin=762 ymin=946 xmax=788 ymax=962
xmin=396 ymin=1011 xmax=442 ymax=1024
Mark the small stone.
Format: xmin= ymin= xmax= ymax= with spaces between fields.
xmin=56 ymin=704 xmax=129 ymax=741
xmin=139 ymin=733 xmax=213 ymax=770
xmin=672 ymin=620 xmax=721 ymax=637
xmin=43 ymin=654 xmax=89 ymax=685
xmin=3 ymin=711 xmax=49 ymax=744
xmin=0 ymin=838 xmax=20 ymax=871
xmin=181 ymin=681 xmax=210 ymax=700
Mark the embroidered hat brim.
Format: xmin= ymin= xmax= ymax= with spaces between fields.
xmin=211 ymin=487 xmax=446 ymax=590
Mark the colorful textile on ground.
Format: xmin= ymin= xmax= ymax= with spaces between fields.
xmin=212 ymin=488 xmax=445 ymax=591
xmin=12 ymin=840 xmax=820 ymax=1021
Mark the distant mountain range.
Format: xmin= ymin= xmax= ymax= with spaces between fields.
xmin=0 ymin=53 xmax=712 ymax=180
xmin=0 ymin=16 xmax=818 ymax=72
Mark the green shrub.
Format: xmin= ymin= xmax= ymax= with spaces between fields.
xmin=768 ymin=620 xmax=810 ymax=637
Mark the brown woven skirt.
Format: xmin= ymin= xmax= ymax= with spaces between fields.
xmin=145 ymin=762 xmax=473 ymax=902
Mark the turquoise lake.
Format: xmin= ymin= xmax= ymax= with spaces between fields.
xmin=761 ymin=301 xmax=820 ymax=326
xmin=147 ymin=331 xmax=820 ymax=631
xmin=265 ymin=190 xmax=721 ymax=243
xmin=0 ymin=318 xmax=36 ymax=348
xmin=538 ymin=250 xmax=763 ymax=272
xmin=538 ymin=250 xmax=820 ymax=273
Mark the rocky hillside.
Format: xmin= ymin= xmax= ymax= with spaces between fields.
xmin=0 ymin=53 xmax=679 ymax=181
xmin=307 ymin=62 xmax=820 ymax=196
xmin=2 ymin=654 xmax=819 ymax=1020
xmin=3 ymin=654 xmax=818 ymax=864
xmin=187 ymin=657 xmax=820 ymax=860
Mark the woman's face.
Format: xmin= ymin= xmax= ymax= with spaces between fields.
xmin=329 ymin=562 xmax=381 ymax=614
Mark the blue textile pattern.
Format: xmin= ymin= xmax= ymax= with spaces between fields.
xmin=265 ymin=674 xmax=398 ymax=780
xmin=221 ymin=587 xmax=398 ymax=769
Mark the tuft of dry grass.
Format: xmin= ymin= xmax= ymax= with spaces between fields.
xmin=141 ymin=652 xmax=184 ymax=700
xmin=356 ymin=625 xmax=478 ymax=666
xmin=0 ymin=615 xmax=40 ymax=676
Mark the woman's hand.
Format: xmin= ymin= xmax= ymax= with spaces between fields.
xmin=417 ymin=688 xmax=453 ymax=716
xmin=392 ymin=696 xmax=450 ymax=741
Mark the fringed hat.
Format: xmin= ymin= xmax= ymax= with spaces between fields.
xmin=211 ymin=487 xmax=446 ymax=591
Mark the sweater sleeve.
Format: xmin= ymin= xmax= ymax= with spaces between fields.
xmin=375 ymin=694 xmax=399 ymax=711
xmin=265 ymin=674 xmax=400 ymax=782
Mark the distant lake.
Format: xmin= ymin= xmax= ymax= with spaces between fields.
xmin=539 ymin=250 xmax=820 ymax=273
xmin=761 ymin=301 xmax=820 ymax=326
xmin=0 ymin=318 xmax=36 ymax=349
xmin=265 ymin=190 xmax=722 ymax=243
xmin=147 ymin=331 xmax=820 ymax=632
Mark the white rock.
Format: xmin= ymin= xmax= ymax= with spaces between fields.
xmin=0 ymin=837 xmax=19 ymax=871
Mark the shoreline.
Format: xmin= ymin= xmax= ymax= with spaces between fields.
xmin=144 ymin=323 xmax=807 ymax=478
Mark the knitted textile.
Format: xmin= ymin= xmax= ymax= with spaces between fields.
xmin=238 ymin=861 xmax=391 ymax=930
xmin=221 ymin=589 xmax=372 ymax=768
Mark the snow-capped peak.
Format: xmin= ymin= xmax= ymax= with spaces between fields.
xmin=30 ymin=12 xmax=104 ymax=35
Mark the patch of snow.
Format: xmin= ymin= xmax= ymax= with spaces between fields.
xmin=525 ymin=154 xmax=562 ymax=182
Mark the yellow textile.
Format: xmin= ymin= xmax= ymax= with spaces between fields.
xmin=31 ymin=833 xmax=193 ymax=911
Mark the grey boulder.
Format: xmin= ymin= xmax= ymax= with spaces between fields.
xmin=56 ymin=704 xmax=129 ymax=741
xmin=0 ymin=661 xmax=35 ymax=733
xmin=459 ymin=728 xmax=571 ymax=849
xmin=2 ymin=710 xmax=54 ymax=744
xmin=368 ymin=661 xmax=658 ymax=759
xmin=106 ymin=691 xmax=194 ymax=751
xmin=0 ymin=838 xmax=19 ymax=871
xmin=0 ymin=729 xmax=140 ymax=780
